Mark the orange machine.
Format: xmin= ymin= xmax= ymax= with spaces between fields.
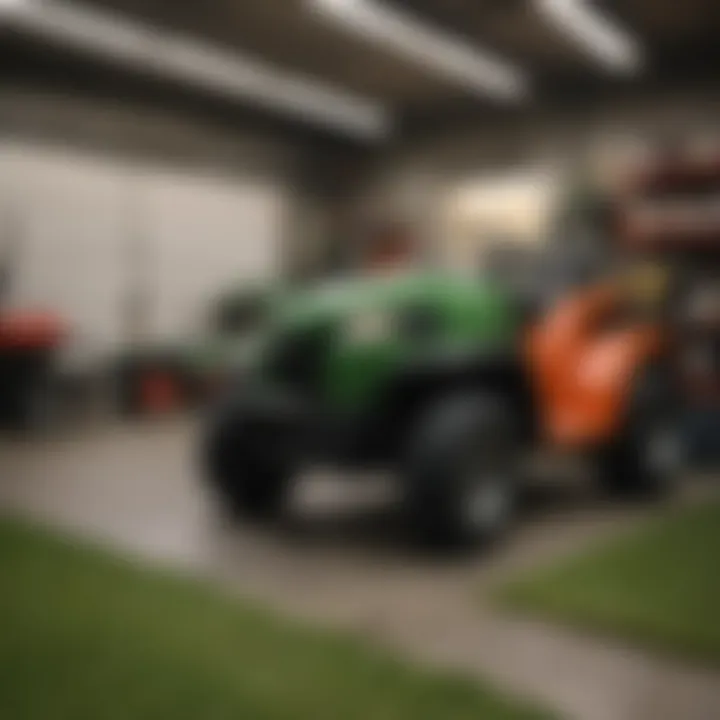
xmin=526 ymin=267 xmax=672 ymax=449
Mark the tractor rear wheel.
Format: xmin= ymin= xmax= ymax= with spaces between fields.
xmin=404 ymin=393 xmax=519 ymax=550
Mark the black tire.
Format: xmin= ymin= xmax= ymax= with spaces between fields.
xmin=597 ymin=364 xmax=683 ymax=499
xmin=203 ymin=401 xmax=291 ymax=521
xmin=13 ymin=371 xmax=62 ymax=434
xmin=403 ymin=393 xmax=519 ymax=550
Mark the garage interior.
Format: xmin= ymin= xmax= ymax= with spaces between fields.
xmin=1 ymin=3 xmax=720 ymax=719
xmin=0 ymin=0 xmax=720 ymax=424
xmin=1 ymin=0 xmax=718 ymax=437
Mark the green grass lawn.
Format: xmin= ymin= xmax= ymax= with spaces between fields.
xmin=497 ymin=499 xmax=720 ymax=667
xmin=0 ymin=517 xmax=551 ymax=720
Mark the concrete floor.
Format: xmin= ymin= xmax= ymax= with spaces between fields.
xmin=1 ymin=417 xmax=719 ymax=720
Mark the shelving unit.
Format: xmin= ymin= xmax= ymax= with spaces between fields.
xmin=618 ymin=152 xmax=720 ymax=410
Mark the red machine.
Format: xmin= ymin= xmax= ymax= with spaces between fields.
xmin=0 ymin=310 xmax=66 ymax=429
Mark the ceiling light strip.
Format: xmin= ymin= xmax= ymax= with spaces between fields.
xmin=310 ymin=0 xmax=529 ymax=102
xmin=0 ymin=0 xmax=391 ymax=139
xmin=537 ymin=0 xmax=642 ymax=73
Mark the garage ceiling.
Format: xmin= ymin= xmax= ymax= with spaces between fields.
xmin=84 ymin=0 xmax=720 ymax=92
xmin=84 ymin=0 xmax=458 ymax=106
xmin=3 ymin=0 xmax=720 ymax=141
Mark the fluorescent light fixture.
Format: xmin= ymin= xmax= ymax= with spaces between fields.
xmin=537 ymin=0 xmax=642 ymax=73
xmin=0 ymin=0 xmax=391 ymax=140
xmin=310 ymin=0 xmax=529 ymax=102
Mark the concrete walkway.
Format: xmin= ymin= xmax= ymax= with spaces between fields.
xmin=1 ymin=418 xmax=719 ymax=720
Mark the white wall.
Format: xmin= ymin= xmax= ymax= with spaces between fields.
xmin=0 ymin=138 xmax=286 ymax=368
xmin=141 ymin=168 xmax=284 ymax=343
xmin=0 ymin=143 xmax=128 ymax=367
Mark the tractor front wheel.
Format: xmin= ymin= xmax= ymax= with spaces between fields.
xmin=203 ymin=401 xmax=292 ymax=521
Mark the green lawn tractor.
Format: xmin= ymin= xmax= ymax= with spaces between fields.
xmin=202 ymin=268 xmax=682 ymax=549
